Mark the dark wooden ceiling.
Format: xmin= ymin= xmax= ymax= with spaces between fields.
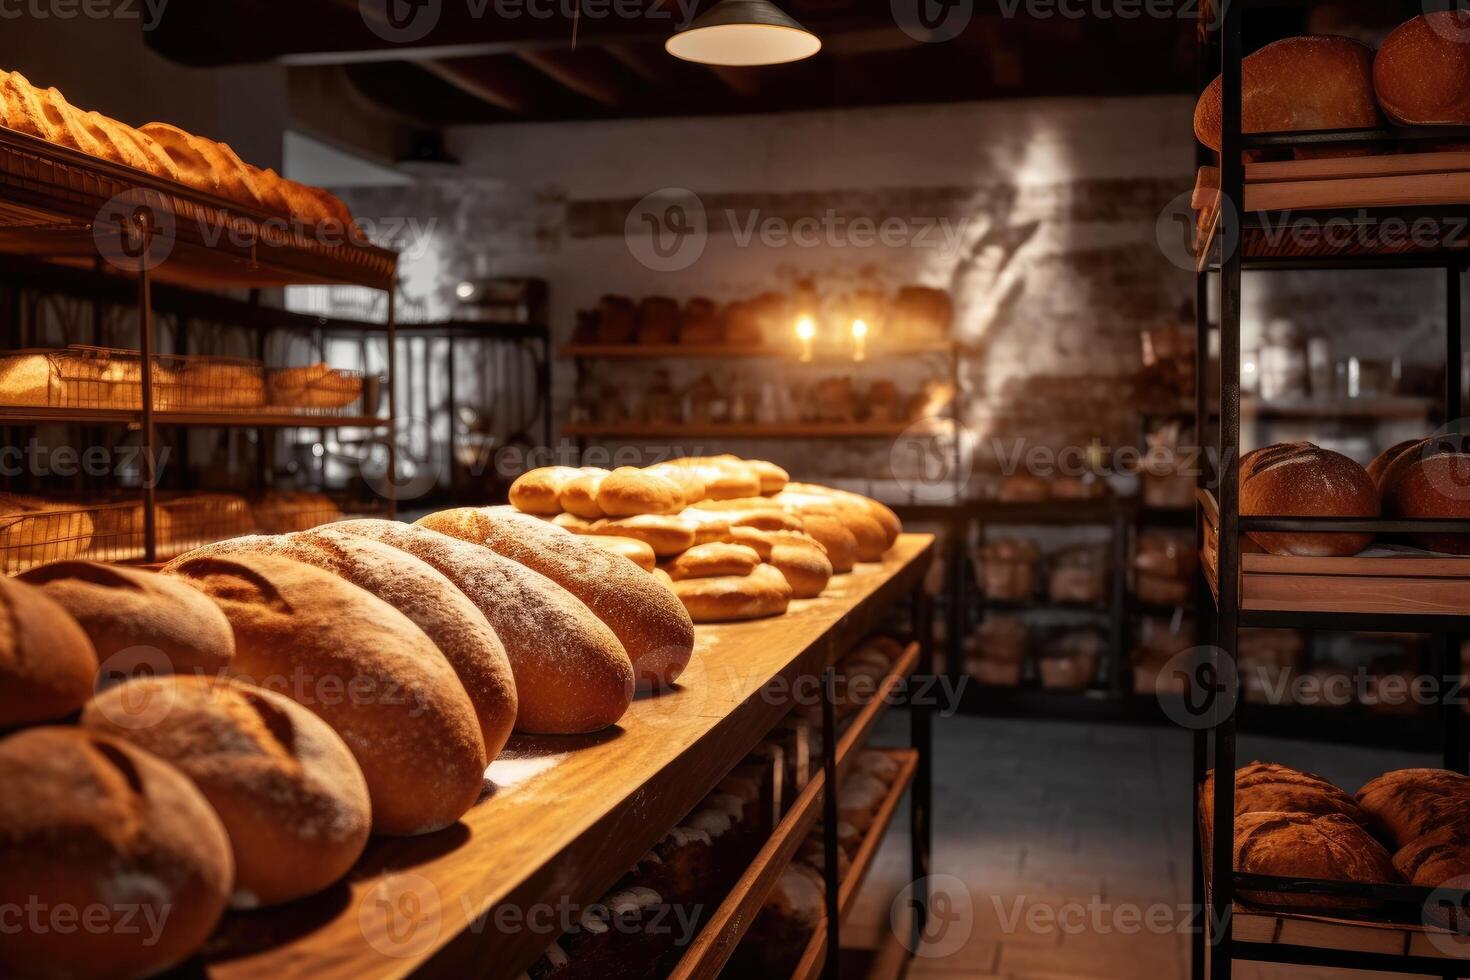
xmin=146 ymin=0 xmax=1205 ymax=124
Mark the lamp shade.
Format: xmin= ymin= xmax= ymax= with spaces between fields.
xmin=665 ymin=0 xmax=821 ymax=66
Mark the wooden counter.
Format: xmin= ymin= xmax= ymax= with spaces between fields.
xmin=199 ymin=533 xmax=934 ymax=980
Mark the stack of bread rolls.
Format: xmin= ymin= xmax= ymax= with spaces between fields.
xmin=504 ymin=456 xmax=901 ymax=623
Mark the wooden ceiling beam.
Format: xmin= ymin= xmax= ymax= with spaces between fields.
xmin=515 ymin=49 xmax=639 ymax=107
xmin=419 ymin=56 xmax=551 ymax=114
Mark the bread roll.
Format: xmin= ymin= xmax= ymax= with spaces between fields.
xmin=1232 ymin=810 xmax=1399 ymax=909
xmin=645 ymin=463 xmax=706 ymax=505
xmin=773 ymin=488 xmax=889 ymax=560
xmin=204 ymin=530 xmax=519 ymax=760
xmin=1194 ymin=36 xmax=1383 ymax=158
xmin=581 ymin=534 xmax=657 ymax=571
xmin=0 ymin=574 xmax=97 ymax=727
xmin=677 ymin=506 xmax=734 ymax=545
xmin=798 ymin=512 xmax=858 ymax=573
xmin=669 ymin=457 xmax=761 ymax=499
xmin=561 ymin=468 xmax=610 ymax=519
xmin=663 ymin=542 xmax=762 ymax=580
xmin=510 ymin=466 xmax=584 ymax=515
xmin=750 ymin=459 xmax=790 ymax=495
xmin=0 ymin=727 xmax=232 ymax=980
xmin=1378 ymin=435 xmax=1470 ymax=554
xmin=1239 ymin=443 xmax=1377 ymax=557
xmin=838 ymin=771 xmax=888 ymax=832
xmin=1374 ymin=12 xmax=1470 ymax=126
xmin=1368 ymin=438 xmax=1420 ymax=487
xmin=416 ymin=509 xmax=696 ymax=689
xmin=787 ymin=483 xmax=901 ymax=547
xmin=19 ymin=561 xmax=234 ymax=683
xmin=328 ymin=520 xmax=634 ymax=733
xmin=672 ymin=563 xmax=792 ymax=622
xmin=162 ymin=551 xmax=486 ymax=836
xmin=1357 ymin=768 xmax=1470 ymax=845
xmin=82 ymin=675 xmax=370 ymax=908
xmin=265 ymin=363 xmax=360 ymax=410
xmin=767 ymin=535 xmax=834 ymax=598
xmin=597 ymin=466 xmax=685 ymax=517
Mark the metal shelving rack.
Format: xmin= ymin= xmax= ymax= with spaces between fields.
xmin=1192 ymin=2 xmax=1470 ymax=977
xmin=0 ymin=130 xmax=399 ymax=563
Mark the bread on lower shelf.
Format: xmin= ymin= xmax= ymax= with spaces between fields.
xmin=0 ymin=573 xmax=98 ymax=728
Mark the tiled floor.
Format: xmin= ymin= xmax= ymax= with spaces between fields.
xmin=848 ymin=714 xmax=1435 ymax=980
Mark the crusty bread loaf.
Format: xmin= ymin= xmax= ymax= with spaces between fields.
xmin=797 ymin=512 xmax=858 ymax=573
xmin=1240 ymin=442 xmax=1378 ymax=557
xmin=672 ymin=563 xmax=792 ymax=622
xmin=561 ymin=468 xmax=610 ymax=519
xmin=1357 ymin=768 xmax=1470 ymax=845
xmin=1203 ymin=762 xmax=1367 ymax=823
xmin=82 ymin=675 xmax=370 ymax=908
xmin=0 ymin=573 xmax=97 ymax=727
xmin=1374 ymin=12 xmax=1470 ymax=126
xmin=416 ymin=509 xmax=696 ymax=689
xmin=1233 ymin=810 xmax=1399 ymax=909
xmin=1393 ymin=818 xmax=1470 ymax=891
xmin=597 ymin=466 xmax=686 ymax=517
xmin=162 ymin=550 xmax=486 ymax=836
xmin=510 ymin=466 xmax=585 ymax=514
xmin=644 ymin=463 xmax=707 ymax=505
xmin=0 ymin=727 xmax=232 ymax=980
xmin=19 ymin=561 xmax=234 ymax=682
xmin=663 ymin=542 xmax=762 ymax=580
xmin=773 ymin=487 xmax=889 ymax=560
xmin=588 ymin=513 xmax=698 ymax=557
xmin=1194 ymin=36 xmax=1383 ymax=158
xmin=1368 ymin=438 xmax=1421 ymax=488
xmin=766 ymin=534 xmax=834 ymax=598
xmin=193 ymin=530 xmax=518 ymax=761
xmin=266 ymin=363 xmax=362 ymax=410
xmin=328 ymin=520 xmax=634 ymax=733
xmin=786 ymin=483 xmax=901 ymax=548
xmin=1378 ymin=435 xmax=1470 ymax=554
xmin=580 ymin=533 xmax=657 ymax=571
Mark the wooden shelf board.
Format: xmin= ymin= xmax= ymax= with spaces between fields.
xmin=562 ymin=421 xmax=937 ymax=440
xmin=558 ymin=342 xmax=955 ymax=361
xmin=198 ymin=534 xmax=934 ymax=980
xmin=789 ymin=927 xmax=828 ymax=980
xmin=0 ymin=407 xmax=385 ymax=428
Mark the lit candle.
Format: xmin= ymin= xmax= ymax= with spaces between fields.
xmin=851 ymin=318 xmax=868 ymax=362
xmin=795 ymin=315 xmax=816 ymax=362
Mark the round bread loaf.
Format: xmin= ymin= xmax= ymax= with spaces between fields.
xmin=195 ymin=530 xmax=518 ymax=760
xmin=671 ymin=563 xmax=792 ymax=622
xmin=329 ymin=520 xmax=634 ymax=733
xmin=1203 ymin=762 xmax=1367 ymax=824
xmin=1393 ymin=819 xmax=1470 ymax=893
xmin=664 ymin=542 xmax=761 ymax=580
xmin=580 ymin=534 xmax=657 ymax=571
xmin=587 ymin=514 xmax=698 ymax=557
xmin=1378 ymin=435 xmax=1470 ymax=554
xmin=1367 ymin=438 xmax=1421 ymax=488
xmin=19 ymin=560 xmax=234 ymax=684
xmin=416 ymin=509 xmax=696 ymax=689
xmin=597 ymin=466 xmax=685 ymax=517
xmin=1194 ymin=36 xmax=1382 ymax=157
xmin=560 ymin=469 xmax=609 ymax=519
xmin=0 ymin=727 xmax=232 ymax=979
xmin=162 ymin=551 xmax=486 ymax=836
xmin=1356 ymin=768 xmax=1470 ymax=845
xmin=0 ymin=574 xmax=97 ymax=727
xmin=1374 ymin=12 xmax=1470 ymax=126
xmin=82 ymin=675 xmax=370 ymax=908
xmin=509 ymin=465 xmax=584 ymax=514
xmin=1232 ymin=810 xmax=1398 ymax=909
xmin=645 ymin=462 xmax=706 ymax=504
xmin=767 ymin=535 xmax=833 ymax=598
xmin=1239 ymin=442 xmax=1378 ymax=557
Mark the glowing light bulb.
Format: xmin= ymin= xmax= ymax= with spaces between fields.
xmin=851 ymin=318 xmax=868 ymax=362
xmin=795 ymin=315 xmax=816 ymax=363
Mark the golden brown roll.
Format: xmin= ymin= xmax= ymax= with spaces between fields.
xmin=668 ymin=457 xmax=761 ymax=499
xmin=0 ymin=727 xmax=232 ymax=980
xmin=587 ymin=513 xmax=698 ymax=558
xmin=798 ymin=512 xmax=858 ymax=573
xmin=415 ymin=509 xmax=696 ymax=689
xmin=581 ymin=534 xmax=657 ymax=572
xmin=1374 ymin=12 xmax=1470 ymax=126
xmin=329 ymin=520 xmax=634 ymax=734
xmin=597 ymin=466 xmax=686 ymax=517
xmin=207 ymin=530 xmax=520 ymax=761
xmin=561 ymin=468 xmax=610 ymax=519
xmin=19 ymin=561 xmax=234 ymax=683
xmin=162 ymin=551 xmax=486 ymax=836
xmin=750 ymin=459 xmax=790 ymax=495
xmin=1240 ymin=442 xmax=1378 ymax=557
xmin=672 ymin=563 xmax=792 ymax=623
xmin=0 ymin=574 xmax=97 ymax=728
xmin=1378 ymin=435 xmax=1470 ymax=554
xmin=663 ymin=542 xmax=762 ymax=580
xmin=1233 ymin=810 xmax=1399 ymax=909
xmin=678 ymin=506 xmax=734 ymax=545
xmin=772 ymin=487 xmax=891 ymax=561
xmin=767 ymin=536 xmax=834 ymax=599
xmin=509 ymin=465 xmax=584 ymax=515
xmin=82 ymin=675 xmax=370 ymax=909
xmin=786 ymin=483 xmax=901 ymax=548
xmin=645 ymin=462 xmax=707 ymax=505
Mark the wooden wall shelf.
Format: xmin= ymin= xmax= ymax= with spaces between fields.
xmin=197 ymin=534 xmax=934 ymax=980
xmin=0 ymin=407 xmax=386 ymax=428
xmin=558 ymin=342 xmax=955 ymax=361
xmin=562 ymin=421 xmax=938 ymax=440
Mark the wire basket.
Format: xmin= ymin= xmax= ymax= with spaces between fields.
xmin=155 ymin=493 xmax=258 ymax=560
xmin=0 ymin=496 xmax=102 ymax=573
xmin=0 ymin=346 xmax=267 ymax=411
xmin=249 ymin=490 xmax=352 ymax=534
xmin=264 ymin=364 xmax=367 ymax=415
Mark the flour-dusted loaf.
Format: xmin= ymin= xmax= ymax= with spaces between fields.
xmin=1357 ymin=768 xmax=1470 ymax=845
xmin=1233 ymin=810 xmax=1400 ymax=909
xmin=0 ymin=727 xmax=232 ymax=980
xmin=1240 ymin=442 xmax=1378 ymax=557
xmin=0 ymin=574 xmax=97 ymax=727
xmin=328 ymin=520 xmax=634 ymax=733
xmin=416 ymin=508 xmax=696 ymax=690
xmin=19 ymin=561 xmax=234 ymax=682
xmin=671 ymin=563 xmax=793 ymax=622
xmin=162 ymin=550 xmax=486 ymax=836
xmin=82 ymin=675 xmax=370 ymax=908
xmin=188 ymin=531 xmax=518 ymax=761
xmin=1378 ymin=435 xmax=1470 ymax=554
xmin=1374 ymin=12 xmax=1470 ymax=126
